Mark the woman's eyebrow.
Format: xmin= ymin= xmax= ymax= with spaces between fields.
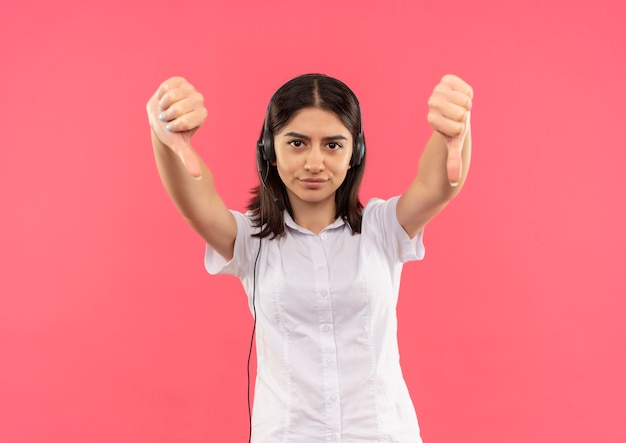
xmin=283 ymin=132 xmax=348 ymax=141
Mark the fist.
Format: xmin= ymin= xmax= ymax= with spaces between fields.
xmin=427 ymin=75 xmax=473 ymax=185
xmin=147 ymin=77 xmax=208 ymax=178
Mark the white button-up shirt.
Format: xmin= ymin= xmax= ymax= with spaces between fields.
xmin=205 ymin=197 xmax=425 ymax=442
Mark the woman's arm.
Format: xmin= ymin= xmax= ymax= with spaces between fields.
xmin=147 ymin=77 xmax=237 ymax=261
xmin=397 ymin=74 xmax=473 ymax=238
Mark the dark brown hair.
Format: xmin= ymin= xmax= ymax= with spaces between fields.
xmin=248 ymin=73 xmax=366 ymax=239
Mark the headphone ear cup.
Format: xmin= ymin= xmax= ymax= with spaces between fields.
xmin=352 ymin=133 xmax=365 ymax=167
xmin=263 ymin=131 xmax=275 ymax=163
xmin=256 ymin=141 xmax=265 ymax=172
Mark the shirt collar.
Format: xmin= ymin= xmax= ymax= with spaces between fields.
xmin=283 ymin=210 xmax=347 ymax=235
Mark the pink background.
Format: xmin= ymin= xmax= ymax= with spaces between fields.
xmin=1 ymin=0 xmax=625 ymax=442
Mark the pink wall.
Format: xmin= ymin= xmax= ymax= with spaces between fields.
xmin=1 ymin=0 xmax=625 ymax=442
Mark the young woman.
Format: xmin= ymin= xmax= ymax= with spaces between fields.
xmin=147 ymin=73 xmax=473 ymax=442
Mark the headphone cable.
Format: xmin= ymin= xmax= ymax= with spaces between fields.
xmin=248 ymin=164 xmax=269 ymax=442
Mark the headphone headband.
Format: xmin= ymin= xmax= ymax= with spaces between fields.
xmin=257 ymin=89 xmax=365 ymax=167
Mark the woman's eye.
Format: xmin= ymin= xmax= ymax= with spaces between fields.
xmin=327 ymin=142 xmax=342 ymax=150
xmin=289 ymin=140 xmax=304 ymax=148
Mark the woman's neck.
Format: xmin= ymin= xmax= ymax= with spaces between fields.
xmin=290 ymin=199 xmax=337 ymax=235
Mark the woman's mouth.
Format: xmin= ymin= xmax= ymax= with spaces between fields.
xmin=300 ymin=178 xmax=327 ymax=189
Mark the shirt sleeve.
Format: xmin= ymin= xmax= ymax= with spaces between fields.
xmin=203 ymin=210 xmax=258 ymax=279
xmin=362 ymin=196 xmax=425 ymax=263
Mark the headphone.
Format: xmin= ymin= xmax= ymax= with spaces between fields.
xmin=256 ymin=93 xmax=366 ymax=168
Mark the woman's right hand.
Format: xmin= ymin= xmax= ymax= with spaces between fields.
xmin=147 ymin=77 xmax=208 ymax=178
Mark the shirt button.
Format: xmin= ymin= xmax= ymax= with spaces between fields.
xmin=322 ymin=324 xmax=330 ymax=332
xmin=317 ymin=265 xmax=325 ymax=272
xmin=330 ymin=434 xmax=338 ymax=441
xmin=325 ymin=358 xmax=333 ymax=366
xmin=320 ymin=289 xmax=328 ymax=297
xmin=320 ymin=233 xmax=328 ymax=240
xmin=330 ymin=394 xmax=337 ymax=402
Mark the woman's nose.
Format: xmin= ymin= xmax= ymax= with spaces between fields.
xmin=304 ymin=146 xmax=325 ymax=172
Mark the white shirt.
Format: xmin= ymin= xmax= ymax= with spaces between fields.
xmin=205 ymin=196 xmax=425 ymax=442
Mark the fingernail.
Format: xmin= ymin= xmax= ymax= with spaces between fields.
xmin=159 ymin=113 xmax=165 ymax=121
xmin=166 ymin=123 xmax=172 ymax=131
xmin=192 ymin=175 xmax=203 ymax=181
xmin=450 ymin=181 xmax=459 ymax=187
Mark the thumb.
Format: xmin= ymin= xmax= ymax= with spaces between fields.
xmin=446 ymin=134 xmax=463 ymax=187
xmin=171 ymin=140 xmax=203 ymax=180
xmin=446 ymin=111 xmax=470 ymax=187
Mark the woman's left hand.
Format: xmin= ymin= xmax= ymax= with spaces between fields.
xmin=427 ymin=75 xmax=473 ymax=185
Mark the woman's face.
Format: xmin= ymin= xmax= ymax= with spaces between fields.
xmin=273 ymin=107 xmax=353 ymax=212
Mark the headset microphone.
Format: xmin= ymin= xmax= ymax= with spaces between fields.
xmin=268 ymin=190 xmax=285 ymax=211
xmin=273 ymin=196 xmax=286 ymax=212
